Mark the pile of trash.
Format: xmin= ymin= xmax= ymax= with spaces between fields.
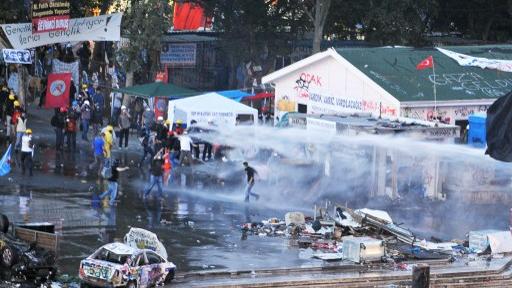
xmin=240 ymin=204 xmax=512 ymax=265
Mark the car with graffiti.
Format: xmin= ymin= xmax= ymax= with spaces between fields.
xmin=79 ymin=228 xmax=176 ymax=288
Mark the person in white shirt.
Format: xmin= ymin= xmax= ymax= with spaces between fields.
xmin=15 ymin=112 xmax=27 ymax=152
xmin=178 ymin=131 xmax=196 ymax=166
xmin=20 ymin=129 xmax=34 ymax=176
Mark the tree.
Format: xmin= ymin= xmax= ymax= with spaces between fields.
xmin=120 ymin=0 xmax=172 ymax=83
xmin=361 ymin=0 xmax=437 ymax=46
xmin=303 ymin=0 xmax=332 ymax=54
xmin=432 ymin=0 xmax=511 ymax=42
xmin=199 ymin=0 xmax=301 ymax=87
xmin=0 ymin=0 xmax=27 ymax=24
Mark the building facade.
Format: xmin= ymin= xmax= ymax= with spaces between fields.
xmin=264 ymin=45 xmax=512 ymax=135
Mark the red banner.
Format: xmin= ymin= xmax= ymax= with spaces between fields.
xmin=31 ymin=0 xmax=70 ymax=33
xmin=45 ymin=73 xmax=71 ymax=109
xmin=173 ymin=2 xmax=212 ymax=31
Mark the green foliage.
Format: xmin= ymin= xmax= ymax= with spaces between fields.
xmin=0 ymin=0 xmax=28 ymax=24
xmin=120 ymin=0 xmax=172 ymax=80
xmin=433 ymin=0 xmax=512 ymax=41
xmin=361 ymin=0 xmax=437 ymax=46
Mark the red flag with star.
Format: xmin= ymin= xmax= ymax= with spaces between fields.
xmin=416 ymin=56 xmax=433 ymax=70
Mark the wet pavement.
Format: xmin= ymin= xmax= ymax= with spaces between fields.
xmin=1 ymin=106 xmax=511 ymax=285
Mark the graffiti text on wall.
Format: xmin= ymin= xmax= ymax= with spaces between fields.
xmin=294 ymin=72 xmax=323 ymax=99
xmin=309 ymin=92 xmax=397 ymax=116
xmin=429 ymin=72 xmax=511 ymax=98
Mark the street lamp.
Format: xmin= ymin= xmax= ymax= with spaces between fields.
xmin=92 ymin=7 xmax=101 ymax=17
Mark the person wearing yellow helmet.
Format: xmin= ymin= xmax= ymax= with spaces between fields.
xmin=10 ymin=99 xmax=24 ymax=142
xmin=14 ymin=111 xmax=27 ymax=152
xmin=21 ymin=127 xmax=34 ymax=176
xmin=5 ymin=92 xmax=16 ymax=137
xmin=175 ymin=119 xmax=184 ymax=135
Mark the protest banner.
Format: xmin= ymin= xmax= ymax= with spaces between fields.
xmin=1 ymin=13 xmax=123 ymax=50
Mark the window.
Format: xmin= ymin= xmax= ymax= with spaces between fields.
xmin=92 ymin=248 xmax=130 ymax=265
xmin=146 ymin=252 xmax=163 ymax=265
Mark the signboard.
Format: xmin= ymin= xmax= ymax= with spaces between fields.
xmin=31 ymin=0 xmax=70 ymax=33
xmin=45 ymin=73 xmax=71 ymax=109
xmin=1 ymin=13 xmax=123 ymax=50
xmin=306 ymin=118 xmax=337 ymax=135
xmin=160 ymin=43 xmax=196 ymax=66
xmin=2 ymin=49 xmax=32 ymax=64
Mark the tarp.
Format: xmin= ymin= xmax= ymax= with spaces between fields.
xmin=244 ymin=92 xmax=274 ymax=101
xmin=113 ymin=82 xmax=197 ymax=99
xmin=438 ymin=47 xmax=512 ymax=73
xmin=124 ymin=227 xmax=168 ymax=260
xmin=167 ymin=93 xmax=258 ymax=126
xmin=216 ymin=90 xmax=252 ymax=102
xmin=485 ymin=92 xmax=512 ymax=162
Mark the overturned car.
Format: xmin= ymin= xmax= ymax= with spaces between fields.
xmin=0 ymin=214 xmax=57 ymax=282
xmin=79 ymin=228 xmax=176 ymax=288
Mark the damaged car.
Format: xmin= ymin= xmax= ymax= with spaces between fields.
xmin=79 ymin=228 xmax=176 ymax=288
xmin=0 ymin=214 xmax=57 ymax=282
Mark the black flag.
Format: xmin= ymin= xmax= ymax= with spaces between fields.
xmin=486 ymin=91 xmax=512 ymax=162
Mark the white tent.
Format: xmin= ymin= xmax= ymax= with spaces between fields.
xmin=167 ymin=92 xmax=258 ymax=126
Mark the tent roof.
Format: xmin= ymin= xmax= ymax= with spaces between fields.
xmin=336 ymin=45 xmax=512 ymax=103
xmin=173 ymin=93 xmax=257 ymax=114
xmin=114 ymin=82 xmax=197 ymax=99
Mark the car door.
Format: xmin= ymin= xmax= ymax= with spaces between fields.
xmin=144 ymin=251 xmax=166 ymax=286
xmin=134 ymin=251 xmax=151 ymax=288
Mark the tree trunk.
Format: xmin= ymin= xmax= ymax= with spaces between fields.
xmin=482 ymin=18 xmax=495 ymax=41
xmin=124 ymin=71 xmax=134 ymax=106
xmin=17 ymin=65 xmax=29 ymax=107
xmin=312 ymin=0 xmax=332 ymax=54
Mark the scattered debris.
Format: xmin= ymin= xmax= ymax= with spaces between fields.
xmin=240 ymin=203 xmax=509 ymax=266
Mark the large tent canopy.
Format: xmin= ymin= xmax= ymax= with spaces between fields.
xmin=114 ymin=82 xmax=197 ymax=99
xmin=168 ymin=93 xmax=258 ymax=126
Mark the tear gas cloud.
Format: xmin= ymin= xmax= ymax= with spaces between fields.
xmin=188 ymin=125 xmax=512 ymax=239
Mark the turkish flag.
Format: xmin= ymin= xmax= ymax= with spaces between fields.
xmin=45 ymin=73 xmax=71 ymax=109
xmin=416 ymin=56 xmax=434 ymax=70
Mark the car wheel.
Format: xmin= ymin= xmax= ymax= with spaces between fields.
xmin=0 ymin=214 xmax=9 ymax=234
xmin=1 ymin=246 xmax=16 ymax=267
xmin=79 ymin=282 xmax=90 ymax=288
xmin=165 ymin=269 xmax=175 ymax=284
xmin=126 ymin=281 xmax=137 ymax=288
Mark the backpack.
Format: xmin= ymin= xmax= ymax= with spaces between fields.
xmin=11 ymin=111 xmax=20 ymax=125
xmin=101 ymin=159 xmax=112 ymax=179
xmin=66 ymin=119 xmax=77 ymax=132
